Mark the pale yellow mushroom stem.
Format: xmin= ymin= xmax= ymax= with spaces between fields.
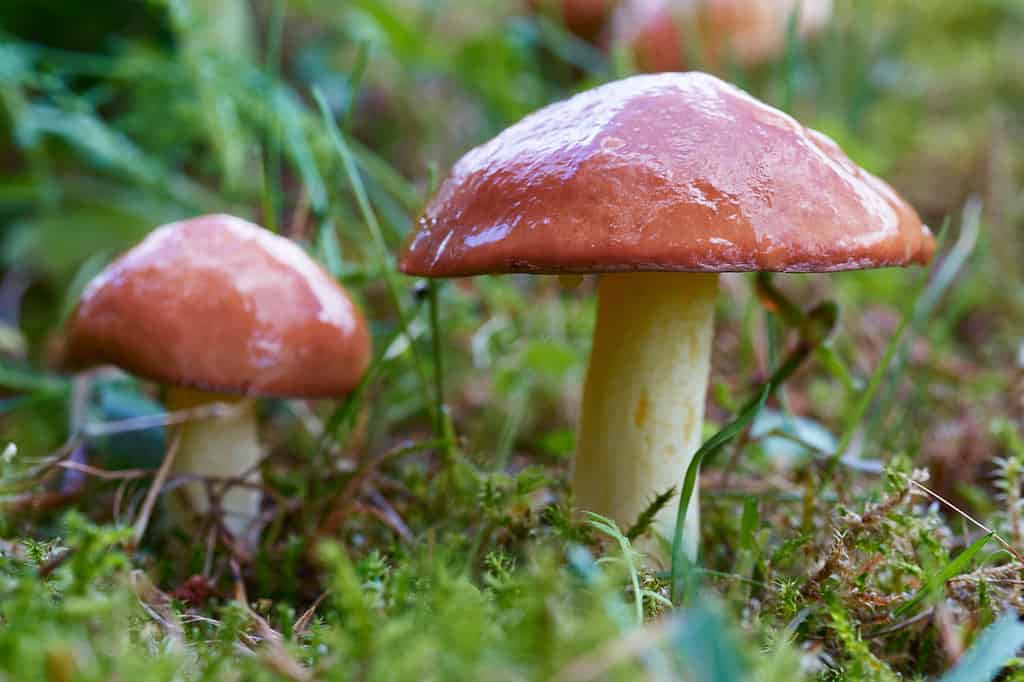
xmin=574 ymin=271 xmax=717 ymax=560
xmin=165 ymin=387 xmax=263 ymax=545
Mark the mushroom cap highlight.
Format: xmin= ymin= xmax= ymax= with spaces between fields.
xmin=65 ymin=214 xmax=372 ymax=398
xmin=399 ymin=72 xmax=933 ymax=277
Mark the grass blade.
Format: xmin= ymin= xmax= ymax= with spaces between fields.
xmin=894 ymin=532 xmax=993 ymax=619
xmin=940 ymin=612 xmax=1024 ymax=682
xmin=314 ymin=89 xmax=435 ymax=429
xmin=0 ymin=363 xmax=69 ymax=396
xmin=832 ymin=222 xmax=947 ymax=463
xmin=671 ymin=386 xmax=769 ymax=604
xmin=585 ymin=512 xmax=645 ymax=625
xmin=671 ymin=340 xmax=816 ymax=604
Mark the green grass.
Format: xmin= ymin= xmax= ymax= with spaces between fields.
xmin=1 ymin=0 xmax=1023 ymax=679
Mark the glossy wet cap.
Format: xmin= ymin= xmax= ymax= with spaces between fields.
xmin=65 ymin=214 xmax=372 ymax=398
xmin=611 ymin=0 xmax=833 ymax=72
xmin=400 ymin=72 xmax=933 ymax=277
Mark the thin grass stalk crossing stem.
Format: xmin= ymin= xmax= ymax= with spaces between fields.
xmin=575 ymin=272 xmax=718 ymax=560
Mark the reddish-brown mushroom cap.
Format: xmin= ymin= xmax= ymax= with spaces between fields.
xmin=399 ymin=72 xmax=934 ymax=277
xmin=529 ymin=0 xmax=620 ymax=41
xmin=611 ymin=0 xmax=833 ymax=72
xmin=65 ymin=214 xmax=372 ymax=398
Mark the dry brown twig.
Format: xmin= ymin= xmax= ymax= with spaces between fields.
xmin=315 ymin=440 xmax=423 ymax=540
xmin=293 ymin=592 xmax=328 ymax=637
xmin=231 ymin=560 xmax=311 ymax=681
xmin=132 ymin=429 xmax=182 ymax=547
xmin=130 ymin=570 xmax=187 ymax=650
xmin=37 ymin=548 xmax=76 ymax=579
xmin=57 ymin=459 xmax=150 ymax=481
xmin=864 ymin=608 xmax=934 ymax=640
xmin=908 ymin=478 xmax=1024 ymax=564
xmin=84 ymin=401 xmax=246 ymax=437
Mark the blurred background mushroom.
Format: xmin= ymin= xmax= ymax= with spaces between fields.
xmin=63 ymin=214 xmax=371 ymax=547
xmin=528 ymin=0 xmax=621 ymax=41
xmin=610 ymin=0 xmax=833 ymax=72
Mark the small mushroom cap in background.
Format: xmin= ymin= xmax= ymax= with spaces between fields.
xmin=65 ymin=214 xmax=372 ymax=398
xmin=611 ymin=0 xmax=833 ymax=72
xmin=399 ymin=72 xmax=933 ymax=278
xmin=528 ymin=0 xmax=621 ymax=41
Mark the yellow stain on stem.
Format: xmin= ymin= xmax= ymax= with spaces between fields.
xmin=634 ymin=387 xmax=650 ymax=427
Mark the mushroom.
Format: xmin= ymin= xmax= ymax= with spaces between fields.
xmin=64 ymin=214 xmax=371 ymax=544
xmin=399 ymin=72 xmax=934 ymax=558
xmin=529 ymin=0 xmax=621 ymax=42
xmin=611 ymin=0 xmax=833 ymax=73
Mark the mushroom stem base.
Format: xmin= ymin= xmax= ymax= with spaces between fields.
xmin=166 ymin=388 xmax=263 ymax=545
xmin=574 ymin=271 xmax=717 ymax=561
